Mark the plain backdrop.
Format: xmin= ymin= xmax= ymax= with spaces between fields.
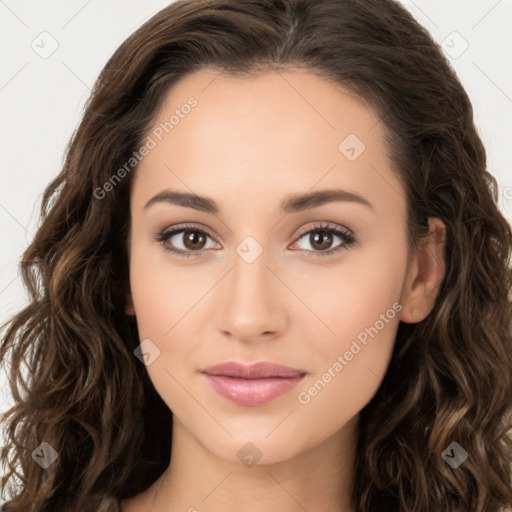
xmin=1 ymin=0 xmax=511 ymax=500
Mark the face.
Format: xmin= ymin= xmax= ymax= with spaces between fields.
xmin=127 ymin=67 xmax=412 ymax=465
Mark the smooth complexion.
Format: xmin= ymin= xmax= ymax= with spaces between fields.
xmin=121 ymin=67 xmax=446 ymax=512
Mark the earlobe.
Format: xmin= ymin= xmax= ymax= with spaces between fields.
xmin=399 ymin=217 xmax=447 ymax=323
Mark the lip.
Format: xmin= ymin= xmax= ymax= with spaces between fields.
xmin=201 ymin=361 xmax=307 ymax=406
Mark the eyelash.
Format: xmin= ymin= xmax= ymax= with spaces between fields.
xmin=153 ymin=222 xmax=356 ymax=258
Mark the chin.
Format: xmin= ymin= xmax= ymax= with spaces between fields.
xmin=200 ymin=430 xmax=309 ymax=468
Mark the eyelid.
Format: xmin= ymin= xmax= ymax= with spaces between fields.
xmin=293 ymin=221 xmax=352 ymax=238
xmin=156 ymin=222 xmax=218 ymax=239
xmin=156 ymin=221 xmax=352 ymax=240
xmin=153 ymin=222 xmax=221 ymax=246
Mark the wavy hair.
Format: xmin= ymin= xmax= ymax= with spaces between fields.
xmin=1 ymin=0 xmax=511 ymax=511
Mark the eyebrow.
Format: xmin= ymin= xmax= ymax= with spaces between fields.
xmin=144 ymin=188 xmax=374 ymax=215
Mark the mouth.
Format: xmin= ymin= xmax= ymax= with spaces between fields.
xmin=201 ymin=361 xmax=307 ymax=406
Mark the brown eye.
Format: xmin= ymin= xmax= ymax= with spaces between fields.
xmin=291 ymin=223 xmax=356 ymax=257
xmin=308 ymin=230 xmax=335 ymax=251
xmin=181 ymin=230 xmax=208 ymax=250
xmin=154 ymin=225 xmax=219 ymax=257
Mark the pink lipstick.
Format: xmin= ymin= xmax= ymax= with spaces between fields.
xmin=201 ymin=361 xmax=307 ymax=406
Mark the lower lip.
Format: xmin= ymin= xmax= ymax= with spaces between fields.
xmin=202 ymin=374 xmax=305 ymax=406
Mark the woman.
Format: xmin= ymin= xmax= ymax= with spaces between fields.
xmin=1 ymin=0 xmax=511 ymax=511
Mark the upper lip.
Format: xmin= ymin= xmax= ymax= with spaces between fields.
xmin=201 ymin=361 xmax=307 ymax=379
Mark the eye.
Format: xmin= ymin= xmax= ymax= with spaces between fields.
xmin=290 ymin=222 xmax=356 ymax=257
xmin=153 ymin=224 xmax=219 ymax=258
xmin=153 ymin=222 xmax=356 ymax=258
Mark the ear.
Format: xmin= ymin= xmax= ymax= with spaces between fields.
xmin=399 ymin=217 xmax=447 ymax=323
xmin=125 ymin=291 xmax=136 ymax=316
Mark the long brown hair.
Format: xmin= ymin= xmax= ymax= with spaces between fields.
xmin=1 ymin=1 xmax=511 ymax=511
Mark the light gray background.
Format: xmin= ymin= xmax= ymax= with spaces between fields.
xmin=1 ymin=0 xmax=511 ymax=500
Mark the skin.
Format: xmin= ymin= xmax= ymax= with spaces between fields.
xmin=121 ymin=67 xmax=446 ymax=512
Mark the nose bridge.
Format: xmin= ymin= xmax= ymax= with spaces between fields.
xmin=215 ymin=236 xmax=287 ymax=340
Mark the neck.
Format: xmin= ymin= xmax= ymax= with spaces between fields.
xmin=150 ymin=414 xmax=359 ymax=512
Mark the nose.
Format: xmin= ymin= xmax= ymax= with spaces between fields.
xmin=215 ymin=246 xmax=288 ymax=344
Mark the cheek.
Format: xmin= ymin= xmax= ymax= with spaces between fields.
xmin=294 ymin=237 xmax=407 ymax=407
xmin=128 ymin=245 xmax=198 ymax=412
xmin=128 ymin=241 xmax=209 ymax=394
xmin=128 ymin=236 xmax=202 ymax=336
xmin=299 ymin=236 xmax=406 ymax=345
xmin=295 ymin=284 xmax=402 ymax=434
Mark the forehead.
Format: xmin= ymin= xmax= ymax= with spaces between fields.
xmin=131 ymin=67 xmax=405 ymax=220
xmin=147 ymin=66 xmax=381 ymax=152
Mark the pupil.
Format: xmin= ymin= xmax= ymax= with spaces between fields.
xmin=312 ymin=231 xmax=332 ymax=250
xmin=185 ymin=231 xmax=205 ymax=249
